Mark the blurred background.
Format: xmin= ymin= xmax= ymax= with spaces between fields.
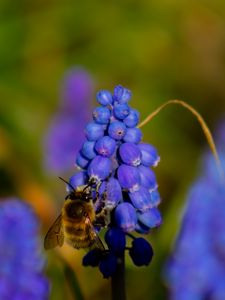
xmin=1 ymin=0 xmax=225 ymax=299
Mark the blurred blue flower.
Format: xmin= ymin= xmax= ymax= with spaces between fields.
xmin=44 ymin=68 xmax=93 ymax=173
xmin=69 ymin=85 xmax=162 ymax=277
xmin=0 ymin=198 xmax=49 ymax=299
xmin=165 ymin=120 xmax=225 ymax=300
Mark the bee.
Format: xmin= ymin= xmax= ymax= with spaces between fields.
xmin=44 ymin=177 xmax=108 ymax=251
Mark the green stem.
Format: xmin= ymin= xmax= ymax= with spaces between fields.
xmin=111 ymin=252 xmax=126 ymax=300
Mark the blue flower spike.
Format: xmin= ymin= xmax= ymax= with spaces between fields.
xmin=0 ymin=199 xmax=50 ymax=299
xmin=74 ymin=85 xmax=162 ymax=278
xmin=165 ymin=120 xmax=225 ymax=299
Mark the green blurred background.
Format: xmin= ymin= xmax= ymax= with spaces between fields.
xmin=1 ymin=0 xmax=225 ymax=299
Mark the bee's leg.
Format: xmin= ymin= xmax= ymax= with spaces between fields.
xmin=95 ymin=180 xmax=103 ymax=200
xmin=94 ymin=206 xmax=111 ymax=227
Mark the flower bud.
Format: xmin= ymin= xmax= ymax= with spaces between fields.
xmin=99 ymin=252 xmax=117 ymax=278
xmin=106 ymin=177 xmax=122 ymax=208
xmin=138 ymin=165 xmax=157 ymax=190
xmin=135 ymin=222 xmax=150 ymax=234
xmin=123 ymin=127 xmax=142 ymax=144
xmin=105 ymin=228 xmax=126 ymax=254
xmin=88 ymin=155 xmax=112 ymax=180
xmin=138 ymin=143 xmax=160 ymax=167
xmin=129 ymin=238 xmax=153 ymax=266
xmin=150 ymin=189 xmax=161 ymax=207
xmin=119 ymin=143 xmax=141 ymax=167
xmin=117 ymin=164 xmax=141 ymax=191
xmin=114 ymin=85 xmax=132 ymax=104
xmin=137 ymin=208 xmax=162 ymax=229
xmin=129 ymin=187 xmax=152 ymax=212
xmin=124 ymin=109 xmax=140 ymax=127
xmin=85 ymin=122 xmax=104 ymax=141
xmin=75 ymin=151 xmax=90 ymax=169
xmin=93 ymin=106 xmax=111 ymax=124
xmin=95 ymin=136 xmax=116 ymax=157
xmin=68 ymin=171 xmax=88 ymax=191
xmin=81 ymin=140 xmax=96 ymax=159
xmin=113 ymin=103 xmax=130 ymax=120
xmin=115 ymin=202 xmax=137 ymax=232
xmin=82 ymin=249 xmax=102 ymax=267
xmin=96 ymin=90 xmax=113 ymax=106
xmin=108 ymin=121 xmax=126 ymax=140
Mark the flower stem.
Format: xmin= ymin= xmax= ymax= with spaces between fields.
xmin=111 ymin=252 xmax=126 ymax=300
xmin=138 ymin=99 xmax=224 ymax=181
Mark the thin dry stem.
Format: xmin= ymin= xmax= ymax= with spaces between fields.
xmin=138 ymin=99 xmax=224 ymax=180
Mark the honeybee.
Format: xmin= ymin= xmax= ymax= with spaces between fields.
xmin=44 ymin=178 xmax=108 ymax=251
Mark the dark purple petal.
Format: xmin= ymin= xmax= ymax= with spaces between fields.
xmin=99 ymin=252 xmax=117 ymax=278
xmin=129 ymin=238 xmax=153 ymax=266
xmin=82 ymin=249 xmax=102 ymax=267
xmin=105 ymin=228 xmax=126 ymax=254
xmin=115 ymin=202 xmax=137 ymax=232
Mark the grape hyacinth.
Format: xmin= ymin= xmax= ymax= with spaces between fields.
xmin=0 ymin=198 xmax=49 ymax=299
xmin=44 ymin=67 xmax=93 ymax=173
xmin=164 ymin=120 xmax=225 ymax=300
xmin=69 ymin=85 xmax=162 ymax=278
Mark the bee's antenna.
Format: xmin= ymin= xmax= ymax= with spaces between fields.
xmin=58 ymin=177 xmax=76 ymax=192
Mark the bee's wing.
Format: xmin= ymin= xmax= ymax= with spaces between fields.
xmin=91 ymin=233 xmax=105 ymax=251
xmin=44 ymin=214 xmax=64 ymax=250
xmin=89 ymin=221 xmax=105 ymax=251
